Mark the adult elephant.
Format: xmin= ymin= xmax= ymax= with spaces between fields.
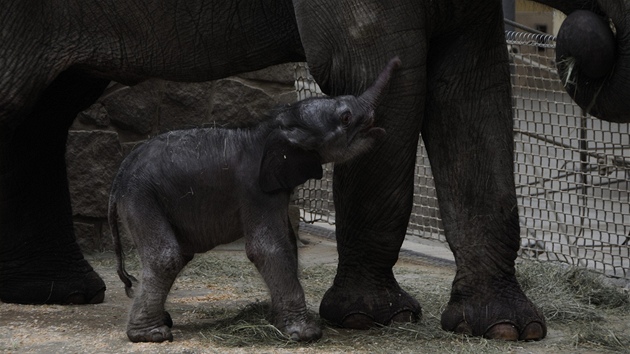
xmin=1 ymin=0 xmax=628 ymax=341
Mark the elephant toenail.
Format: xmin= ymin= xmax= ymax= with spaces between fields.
xmin=341 ymin=313 xmax=374 ymax=329
xmin=389 ymin=310 xmax=418 ymax=324
xmin=89 ymin=289 xmax=106 ymax=304
xmin=520 ymin=322 xmax=546 ymax=341
xmin=453 ymin=321 xmax=473 ymax=336
xmin=485 ymin=322 xmax=519 ymax=341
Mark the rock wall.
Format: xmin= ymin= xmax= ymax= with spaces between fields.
xmin=66 ymin=64 xmax=299 ymax=253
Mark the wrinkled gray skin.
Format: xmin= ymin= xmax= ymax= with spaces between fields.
xmin=2 ymin=0 xmax=630 ymax=343
xmin=108 ymin=59 xmax=397 ymax=343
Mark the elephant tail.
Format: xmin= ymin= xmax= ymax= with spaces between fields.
xmin=108 ymin=199 xmax=137 ymax=298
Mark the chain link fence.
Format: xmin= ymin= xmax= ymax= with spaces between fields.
xmin=293 ymin=30 xmax=630 ymax=280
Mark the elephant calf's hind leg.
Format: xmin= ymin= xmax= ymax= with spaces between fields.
xmin=126 ymin=224 xmax=190 ymax=342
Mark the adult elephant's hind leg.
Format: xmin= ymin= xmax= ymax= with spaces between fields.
xmin=422 ymin=14 xmax=546 ymax=340
xmin=0 ymin=69 xmax=109 ymax=304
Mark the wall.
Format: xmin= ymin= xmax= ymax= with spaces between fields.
xmin=515 ymin=0 xmax=565 ymax=36
xmin=65 ymin=64 xmax=299 ymax=252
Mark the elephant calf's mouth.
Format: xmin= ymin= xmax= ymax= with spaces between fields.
xmin=360 ymin=115 xmax=376 ymax=132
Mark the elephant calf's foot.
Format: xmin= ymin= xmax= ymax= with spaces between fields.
xmin=270 ymin=308 xmax=322 ymax=342
xmin=0 ymin=270 xmax=106 ymax=305
xmin=441 ymin=286 xmax=546 ymax=341
xmin=127 ymin=325 xmax=173 ymax=343
xmin=279 ymin=318 xmax=322 ymax=342
xmin=319 ymin=278 xmax=421 ymax=329
xmin=127 ymin=312 xmax=174 ymax=342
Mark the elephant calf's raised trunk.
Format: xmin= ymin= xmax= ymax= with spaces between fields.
xmin=358 ymin=57 xmax=402 ymax=111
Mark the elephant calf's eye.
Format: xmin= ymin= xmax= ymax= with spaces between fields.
xmin=340 ymin=112 xmax=352 ymax=126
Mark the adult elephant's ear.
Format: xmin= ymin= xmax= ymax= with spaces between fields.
xmin=259 ymin=134 xmax=323 ymax=193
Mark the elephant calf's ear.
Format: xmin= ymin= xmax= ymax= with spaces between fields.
xmin=259 ymin=136 xmax=323 ymax=193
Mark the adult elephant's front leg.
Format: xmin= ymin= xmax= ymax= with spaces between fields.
xmin=421 ymin=13 xmax=546 ymax=340
xmin=0 ymin=70 xmax=109 ymax=304
xmin=321 ymin=115 xmax=423 ymax=328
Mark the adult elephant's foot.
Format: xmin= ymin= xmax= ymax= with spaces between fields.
xmin=440 ymin=277 xmax=546 ymax=341
xmin=319 ymin=272 xmax=421 ymax=329
xmin=0 ymin=245 xmax=106 ymax=305
xmin=0 ymin=271 xmax=105 ymax=305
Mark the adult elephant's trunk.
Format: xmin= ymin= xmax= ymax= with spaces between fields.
xmin=555 ymin=0 xmax=630 ymax=123
xmin=358 ymin=57 xmax=401 ymax=111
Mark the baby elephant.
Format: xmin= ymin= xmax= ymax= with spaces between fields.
xmin=108 ymin=57 xmax=401 ymax=343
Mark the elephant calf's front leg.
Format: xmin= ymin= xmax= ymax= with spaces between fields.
xmin=245 ymin=223 xmax=321 ymax=342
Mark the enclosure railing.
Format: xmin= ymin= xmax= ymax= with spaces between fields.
xmin=293 ymin=30 xmax=630 ymax=281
